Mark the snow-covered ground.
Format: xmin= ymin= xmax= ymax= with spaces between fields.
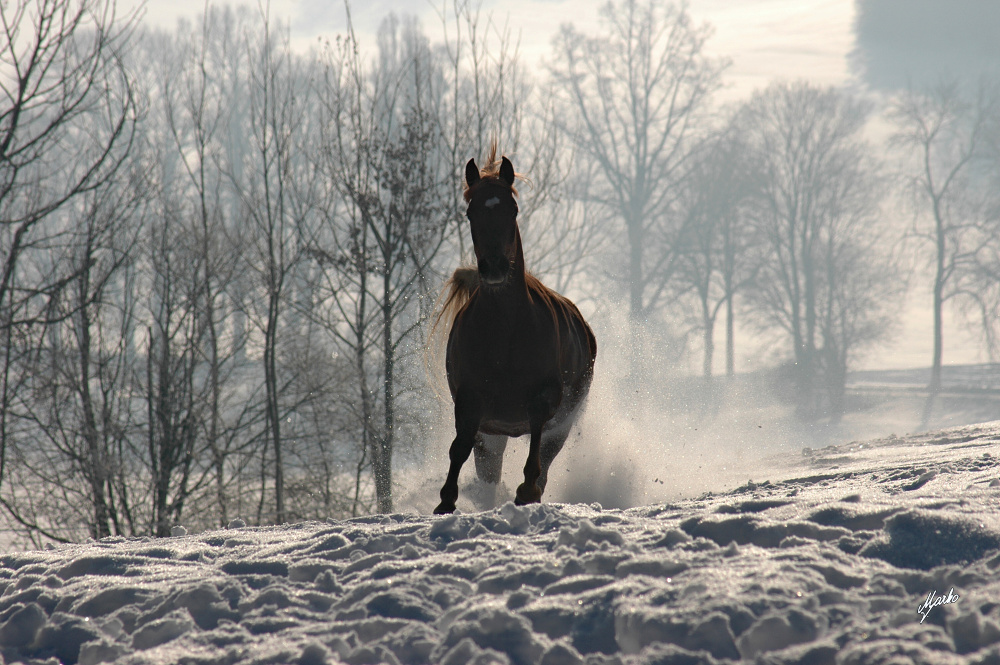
xmin=5 ymin=422 xmax=1000 ymax=664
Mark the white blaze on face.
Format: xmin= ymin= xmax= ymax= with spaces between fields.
xmin=484 ymin=196 xmax=500 ymax=208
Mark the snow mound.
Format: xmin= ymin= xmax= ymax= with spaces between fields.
xmin=3 ymin=422 xmax=1000 ymax=663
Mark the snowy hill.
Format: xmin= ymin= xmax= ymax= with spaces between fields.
xmin=5 ymin=422 xmax=1000 ymax=664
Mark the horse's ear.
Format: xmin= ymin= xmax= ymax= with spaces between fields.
xmin=499 ymin=156 xmax=515 ymax=187
xmin=466 ymin=159 xmax=480 ymax=188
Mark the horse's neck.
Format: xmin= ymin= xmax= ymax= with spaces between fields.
xmin=478 ymin=227 xmax=529 ymax=312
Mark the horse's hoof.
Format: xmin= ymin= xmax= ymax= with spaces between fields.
xmin=433 ymin=502 xmax=455 ymax=515
xmin=514 ymin=484 xmax=541 ymax=505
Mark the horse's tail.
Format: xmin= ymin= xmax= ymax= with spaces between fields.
xmin=425 ymin=266 xmax=479 ymax=400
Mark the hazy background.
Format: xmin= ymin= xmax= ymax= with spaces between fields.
xmin=126 ymin=0 xmax=1000 ymax=372
xmin=3 ymin=0 xmax=1000 ymax=546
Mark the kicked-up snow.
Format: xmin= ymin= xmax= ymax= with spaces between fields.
xmin=5 ymin=423 xmax=1000 ymax=664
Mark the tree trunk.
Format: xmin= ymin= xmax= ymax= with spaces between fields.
xmin=264 ymin=288 xmax=284 ymax=524
xmin=200 ymin=178 xmax=226 ymax=528
xmin=825 ymin=347 xmax=846 ymax=424
xmin=725 ymin=293 xmax=735 ymax=377
xmin=154 ymin=467 xmax=171 ymax=537
xmin=627 ymin=212 xmax=645 ymax=384
xmin=77 ymin=259 xmax=112 ymax=539
xmin=702 ymin=305 xmax=714 ymax=380
xmin=627 ymin=216 xmax=644 ymax=320
xmin=149 ymin=320 xmax=175 ymax=537
xmin=354 ymin=232 xmax=372 ymax=518
xmin=375 ymin=271 xmax=395 ymax=514
xmin=929 ymin=212 xmax=945 ymax=393
xmin=0 ymin=319 xmax=12 ymax=495
xmin=803 ymin=242 xmax=819 ymax=417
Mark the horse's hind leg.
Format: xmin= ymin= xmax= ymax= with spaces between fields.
xmin=537 ymin=428 xmax=571 ymax=494
xmin=515 ymin=386 xmax=560 ymax=506
xmin=537 ymin=397 xmax=586 ymax=495
xmin=515 ymin=423 xmax=545 ymax=506
xmin=471 ymin=434 xmax=508 ymax=510
xmin=474 ymin=434 xmax=508 ymax=483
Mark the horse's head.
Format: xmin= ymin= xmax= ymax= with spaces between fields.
xmin=465 ymin=155 xmax=519 ymax=287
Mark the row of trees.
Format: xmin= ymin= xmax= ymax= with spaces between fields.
xmin=0 ymin=0 xmax=535 ymax=544
xmin=2 ymin=0 xmax=1000 ymax=543
xmin=550 ymin=1 xmax=1000 ymax=420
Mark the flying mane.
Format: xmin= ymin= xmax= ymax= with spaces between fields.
xmin=462 ymin=141 xmax=522 ymax=202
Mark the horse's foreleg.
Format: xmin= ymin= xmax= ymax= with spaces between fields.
xmin=435 ymin=429 xmax=476 ymax=514
xmin=434 ymin=394 xmax=480 ymax=515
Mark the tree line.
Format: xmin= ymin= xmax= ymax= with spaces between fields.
xmin=2 ymin=0 xmax=1000 ymax=544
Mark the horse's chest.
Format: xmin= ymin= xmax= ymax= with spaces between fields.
xmin=460 ymin=327 xmax=552 ymax=380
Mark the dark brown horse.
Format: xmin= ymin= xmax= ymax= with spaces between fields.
xmin=433 ymin=150 xmax=597 ymax=514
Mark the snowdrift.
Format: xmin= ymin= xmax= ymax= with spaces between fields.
xmin=4 ymin=422 xmax=1000 ymax=664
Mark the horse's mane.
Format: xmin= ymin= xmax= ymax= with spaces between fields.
xmin=463 ymin=140 xmax=526 ymax=202
xmin=433 ymin=266 xmax=480 ymax=337
xmin=426 ymin=266 xmax=479 ymax=400
xmin=430 ymin=268 xmax=568 ymax=345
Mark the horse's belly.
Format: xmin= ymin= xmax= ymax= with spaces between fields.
xmin=480 ymin=419 xmax=531 ymax=437
xmin=478 ymin=385 xmax=587 ymax=438
xmin=478 ymin=394 xmax=532 ymax=436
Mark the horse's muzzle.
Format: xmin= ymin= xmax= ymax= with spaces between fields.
xmin=477 ymin=257 xmax=511 ymax=285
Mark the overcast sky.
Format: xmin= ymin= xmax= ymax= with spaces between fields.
xmin=131 ymin=0 xmax=854 ymax=99
xmin=852 ymin=0 xmax=1000 ymax=91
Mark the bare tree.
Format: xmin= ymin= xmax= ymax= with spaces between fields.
xmin=739 ymin=81 xmax=892 ymax=419
xmin=0 ymin=0 xmax=137 ymax=496
xmin=311 ymin=16 xmax=452 ymax=514
xmin=228 ymin=11 xmax=326 ymax=524
xmin=888 ymin=79 xmax=999 ymax=393
xmin=3 ymin=166 xmax=144 ymax=541
xmin=128 ymin=8 xmax=339 ymax=531
xmin=963 ymin=105 xmax=1000 ymax=359
xmin=146 ymin=8 xmax=261 ymax=531
xmin=548 ymin=0 xmax=726 ymax=330
xmin=674 ymin=126 xmax=762 ymax=380
xmin=237 ymin=20 xmax=282 ymax=524
xmin=816 ymin=225 xmax=905 ymax=419
xmin=434 ymin=0 xmax=527 ymax=258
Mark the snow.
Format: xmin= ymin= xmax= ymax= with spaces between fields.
xmin=6 ymin=423 xmax=1000 ymax=664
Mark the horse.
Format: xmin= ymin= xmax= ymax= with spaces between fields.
xmin=432 ymin=149 xmax=597 ymax=515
